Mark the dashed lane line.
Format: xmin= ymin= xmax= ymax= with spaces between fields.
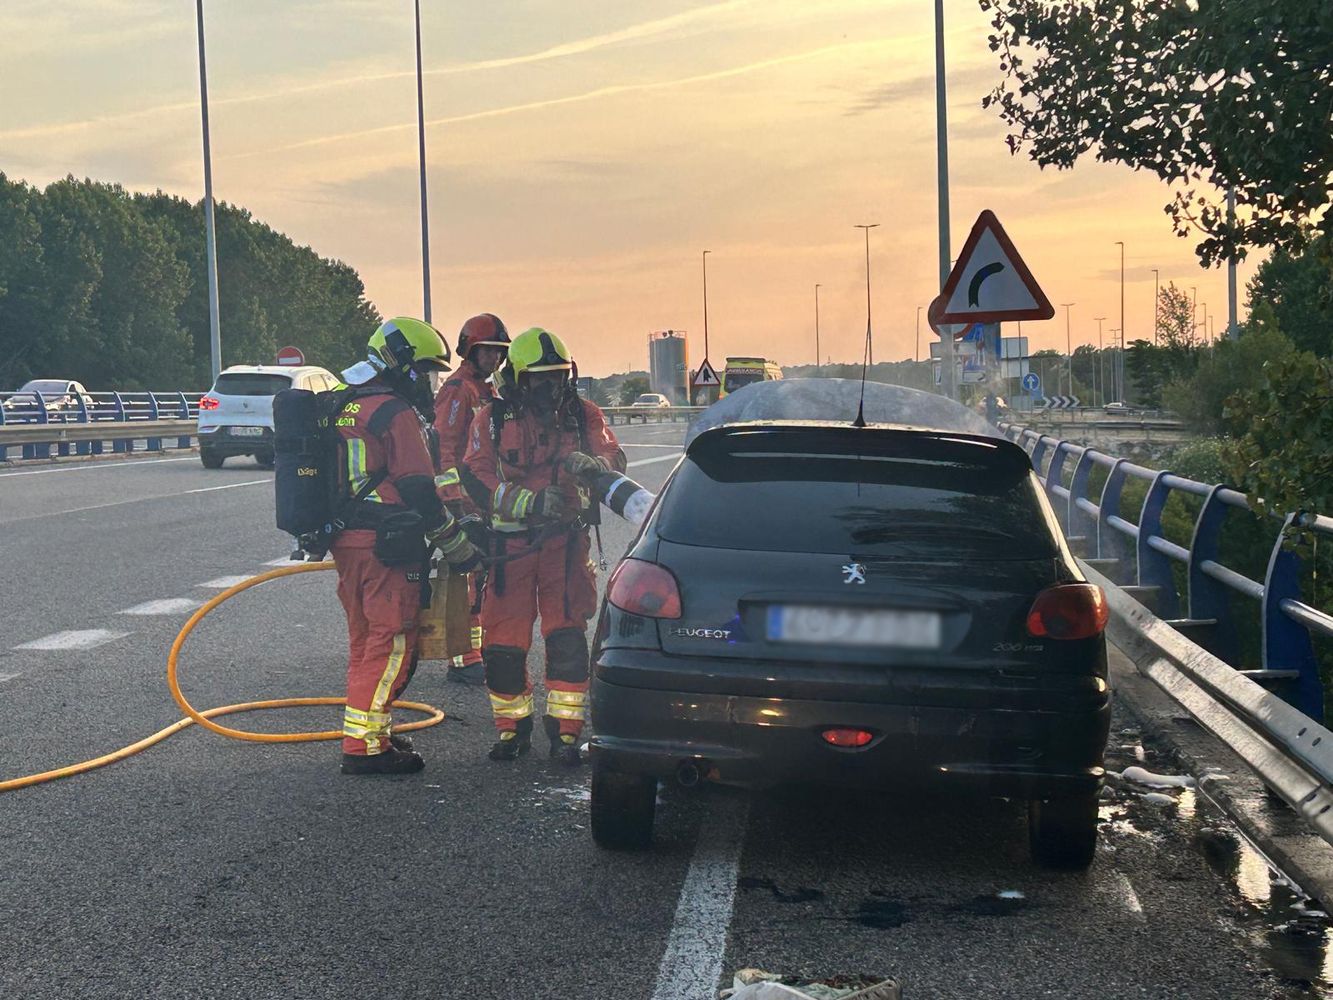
xmin=0 ymin=673 xmax=21 ymax=683
xmin=118 ymin=598 xmax=205 ymax=616
xmin=650 ymin=794 xmax=750 ymax=1000
xmin=14 ymin=629 xmax=131 ymax=651
xmin=0 ymin=456 xmax=197 ymax=478
xmin=197 ymin=575 xmax=255 ymax=589
xmin=627 ymin=453 xmax=682 ymax=469
xmin=187 ymin=479 xmax=270 ymax=494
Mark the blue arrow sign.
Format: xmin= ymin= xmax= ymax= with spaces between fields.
xmin=1022 ymin=372 xmax=1041 ymax=394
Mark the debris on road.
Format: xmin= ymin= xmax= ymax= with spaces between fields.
xmin=721 ymin=969 xmax=901 ymax=1000
xmin=1120 ymin=765 xmax=1195 ymax=789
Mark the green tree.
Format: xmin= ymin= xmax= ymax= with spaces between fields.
xmin=618 ymin=376 xmax=650 ymax=406
xmin=980 ymin=0 xmax=1333 ymax=266
xmin=1225 ymin=352 xmax=1333 ymax=520
xmin=1164 ymin=326 xmax=1298 ymax=435
xmin=1245 ymin=235 xmax=1333 ymax=358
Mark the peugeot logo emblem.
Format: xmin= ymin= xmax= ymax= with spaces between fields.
xmin=842 ymin=563 xmax=867 ymax=585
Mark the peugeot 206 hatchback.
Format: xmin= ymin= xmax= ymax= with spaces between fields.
xmin=588 ymin=421 xmax=1110 ymax=868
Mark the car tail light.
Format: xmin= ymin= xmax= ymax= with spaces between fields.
xmin=606 ymin=558 xmax=682 ymax=619
xmin=821 ymin=728 xmax=874 ymax=748
xmin=1026 ymin=583 xmax=1108 ymax=640
xmin=199 ymin=396 xmax=220 ymax=411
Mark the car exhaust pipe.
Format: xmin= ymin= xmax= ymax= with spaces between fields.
xmin=675 ymin=759 xmax=705 ymax=788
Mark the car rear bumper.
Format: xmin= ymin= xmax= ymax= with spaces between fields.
xmin=197 ymin=426 xmax=273 ymax=454
xmin=589 ymin=663 xmax=1109 ymax=799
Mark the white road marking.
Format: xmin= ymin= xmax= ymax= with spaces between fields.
xmin=0 ymin=672 xmax=21 ymax=683
xmin=14 ymin=629 xmax=130 ymax=651
xmin=628 ymin=453 xmax=682 ymax=469
xmin=187 ymin=479 xmax=269 ymax=494
xmin=650 ymin=794 xmax=750 ymax=1000
xmin=0 ymin=456 xmax=197 ymax=478
xmin=1111 ymin=871 xmax=1146 ymax=922
xmin=197 ymin=575 xmax=254 ymax=589
xmin=265 ymin=556 xmax=302 ymax=567
xmin=4 ymin=479 xmax=271 ymax=523
xmin=621 ymin=443 xmax=684 ymax=449
xmin=118 ymin=598 xmax=204 ymax=616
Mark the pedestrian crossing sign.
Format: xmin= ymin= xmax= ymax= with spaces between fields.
xmin=693 ymin=359 xmax=720 ymax=387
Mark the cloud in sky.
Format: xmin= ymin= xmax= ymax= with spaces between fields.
xmin=0 ymin=0 xmax=1253 ymax=375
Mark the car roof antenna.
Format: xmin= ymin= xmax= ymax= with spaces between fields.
xmin=852 ymin=311 xmax=871 ymax=429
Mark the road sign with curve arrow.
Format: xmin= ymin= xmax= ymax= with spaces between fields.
xmin=931 ymin=210 xmax=1054 ymax=326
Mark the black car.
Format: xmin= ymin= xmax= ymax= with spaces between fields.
xmin=588 ymin=421 xmax=1110 ymax=868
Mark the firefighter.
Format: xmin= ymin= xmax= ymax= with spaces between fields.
xmin=333 ymin=316 xmax=484 ymax=776
xmin=432 ymin=313 xmax=511 ymax=685
xmin=461 ymin=327 xmax=625 ymax=765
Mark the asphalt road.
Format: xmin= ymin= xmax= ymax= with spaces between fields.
xmin=0 ymin=422 xmax=1324 ymax=999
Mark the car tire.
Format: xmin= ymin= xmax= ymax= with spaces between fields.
xmin=200 ymin=449 xmax=225 ymax=469
xmin=1028 ymin=792 xmax=1099 ymax=869
xmin=590 ymin=770 xmax=657 ymax=850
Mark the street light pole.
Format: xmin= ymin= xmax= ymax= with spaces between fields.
xmin=915 ymin=305 xmax=922 ymax=363
xmin=1115 ymin=240 xmax=1125 ymax=402
xmin=1094 ymin=316 xmax=1106 ymax=406
xmin=413 ymin=0 xmax=432 ymax=323
xmin=1060 ymin=302 xmax=1074 ymax=397
xmin=1151 ymin=268 xmax=1160 ymax=344
xmin=1227 ymin=187 xmax=1239 ymax=339
xmin=1191 ymin=286 xmax=1198 ymax=344
xmin=934 ymin=0 xmax=955 ymax=401
xmin=814 ymin=283 xmax=821 ymax=371
xmin=855 ymin=224 xmax=879 ymax=367
xmin=702 ymin=249 xmax=711 ymax=362
xmin=194 ymin=0 xmax=222 ymax=383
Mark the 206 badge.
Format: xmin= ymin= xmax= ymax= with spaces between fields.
xmin=842 ymin=563 xmax=867 ymax=585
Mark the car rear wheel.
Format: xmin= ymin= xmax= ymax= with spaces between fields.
xmin=1028 ymin=792 xmax=1099 ymax=869
xmin=200 ymin=448 xmax=225 ymax=469
xmin=591 ymin=770 xmax=657 ymax=850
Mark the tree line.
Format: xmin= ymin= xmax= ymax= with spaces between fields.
xmin=0 ymin=175 xmax=381 ymax=391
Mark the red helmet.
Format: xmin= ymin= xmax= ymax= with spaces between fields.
xmin=457 ymin=313 xmax=510 ymax=359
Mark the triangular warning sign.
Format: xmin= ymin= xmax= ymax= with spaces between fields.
xmin=693 ymin=359 xmax=720 ymax=387
xmin=935 ymin=210 xmax=1054 ymax=325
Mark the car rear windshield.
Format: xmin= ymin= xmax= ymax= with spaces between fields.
xmin=20 ymin=380 xmax=68 ymax=394
xmin=657 ymin=429 xmax=1058 ymax=560
xmin=635 ymin=395 xmax=661 ymax=404
xmin=213 ymin=373 xmax=292 ymax=396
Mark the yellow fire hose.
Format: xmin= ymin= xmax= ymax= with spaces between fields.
xmin=0 ymin=561 xmax=445 ymax=794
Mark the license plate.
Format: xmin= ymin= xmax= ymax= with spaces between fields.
xmin=767 ymin=605 xmax=942 ymax=649
xmin=229 ymin=426 xmax=264 ymax=437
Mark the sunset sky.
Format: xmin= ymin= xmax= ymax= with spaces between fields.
xmin=1 ymin=0 xmax=1252 ymax=376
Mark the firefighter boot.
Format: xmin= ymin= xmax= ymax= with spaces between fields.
xmin=488 ymin=717 xmax=533 ymax=761
xmin=544 ymin=715 xmax=583 ymax=767
xmin=340 ymin=747 xmax=425 ymax=776
xmin=389 ymin=734 xmax=414 ymax=752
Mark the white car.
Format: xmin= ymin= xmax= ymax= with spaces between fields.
xmin=197 ymin=365 xmax=338 ymax=469
xmin=3 ymin=379 xmax=93 ymax=416
xmin=630 ymin=393 xmax=671 ymax=409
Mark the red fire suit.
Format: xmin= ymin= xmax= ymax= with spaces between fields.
xmin=332 ymin=386 xmax=472 ymax=756
xmin=461 ymin=396 xmax=624 ymax=740
xmin=432 ymin=364 xmax=495 ymax=670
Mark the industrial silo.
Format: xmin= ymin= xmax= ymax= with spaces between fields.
xmin=648 ymin=330 xmax=689 ymax=405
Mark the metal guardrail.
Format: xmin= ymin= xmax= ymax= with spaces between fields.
xmin=0 ymin=389 xmax=200 ymax=461
xmin=1000 ymin=421 xmax=1333 ymax=722
xmin=601 ymin=406 xmax=704 ymax=425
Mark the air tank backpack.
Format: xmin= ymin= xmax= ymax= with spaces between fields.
xmin=273 ymin=386 xmax=385 ymax=558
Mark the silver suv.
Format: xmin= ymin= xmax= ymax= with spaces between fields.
xmin=197 ymin=365 xmax=337 ymax=469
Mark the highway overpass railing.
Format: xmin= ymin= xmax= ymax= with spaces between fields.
xmin=1002 ymin=419 xmax=1333 ymax=847
xmin=0 ymin=390 xmax=201 ymax=461
xmin=999 ymin=421 xmax=1333 ymax=723
xmin=600 ymin=405 xmax=705 ymax=425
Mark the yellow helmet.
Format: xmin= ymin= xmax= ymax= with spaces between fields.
xmin=367 ymin=317 xmax=452 ymax=372
xmin=505 ymin=327 xmax=573 ymax=380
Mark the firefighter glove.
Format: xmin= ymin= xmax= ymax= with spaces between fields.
xmin=445 ymin=540 xmax=485 ymax=576
xmin=531 ymin=486 xmax=570 ymax=521
xmin=563 ymin=451 xmax=609 ymax=479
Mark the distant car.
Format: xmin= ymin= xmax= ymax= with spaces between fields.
xmin=1103 ymin=401 xmax=1133 ymax=413
xmin=629 ymin=393 xmax=672 ymax=421
xmin=197 ymin=365 xmax=338 ymax=469
xmin=589 ymin=421 xmax=1110 ymax=868
xmin=3 ymin=379 xmax=93 ymax=416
